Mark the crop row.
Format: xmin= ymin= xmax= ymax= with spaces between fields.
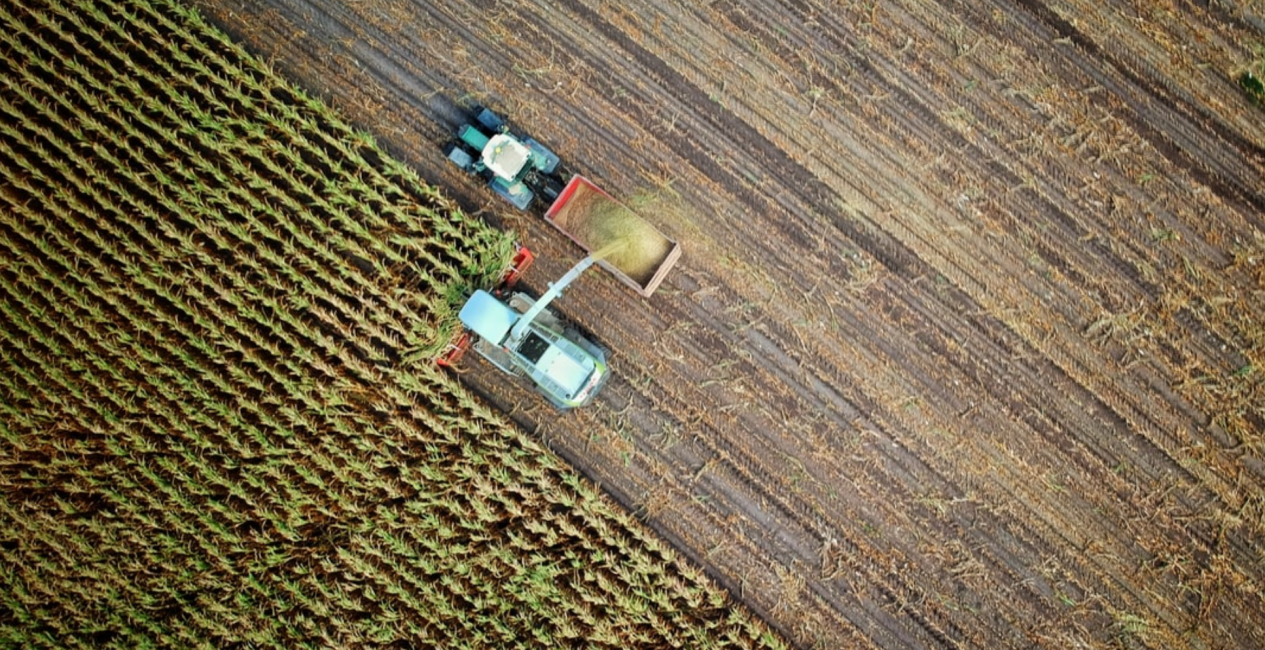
xmin=0 ymin=0 xmax=785 ymax=647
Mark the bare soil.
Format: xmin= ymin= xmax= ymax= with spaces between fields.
xmin=187 ymin=0 xmax=1265 ymax=647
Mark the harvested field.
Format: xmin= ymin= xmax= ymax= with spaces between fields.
xmin=113 ymin=0 xmax=1265 ymax=647
xmin=0 ymin=0 xmax=786 ymax=647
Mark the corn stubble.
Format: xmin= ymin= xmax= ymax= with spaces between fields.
xmin=0 ymin=0 xmax=784 ymax=648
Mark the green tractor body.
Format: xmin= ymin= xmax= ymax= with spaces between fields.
xmin=446 ymin=106 xmax=564 ymax=210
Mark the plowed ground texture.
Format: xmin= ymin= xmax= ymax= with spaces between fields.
xmin=0 ymin=0 xmax=788 ymax=648
xmin=183 ymin=0 xmax=1265 ymax=648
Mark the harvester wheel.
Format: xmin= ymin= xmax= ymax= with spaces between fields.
xmin=566 ymin=328 xmax=610 ymax=362
xmin=538 ymin=389 xmax=574 ymax=413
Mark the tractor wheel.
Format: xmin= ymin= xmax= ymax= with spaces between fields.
xmin=444 ymin=143 xmax=474 ymax=171
xmin=473 ymin=106 xmax=506 ymax=133
xmin=540 ymin=175 xmax=565 ymax=204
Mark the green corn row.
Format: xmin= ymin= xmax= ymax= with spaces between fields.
xmin=0 ymin=0 xmax=787 ymax=648
xmin=7 ymin=0 xmax=463 ymax=360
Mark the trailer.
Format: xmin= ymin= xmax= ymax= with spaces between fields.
xmin=544 ymin=176 xmax=681 ymax=298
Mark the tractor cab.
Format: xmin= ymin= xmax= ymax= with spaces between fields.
xmin=481 ymin=134 xmax=532 ymax=181
xmin=444 ymin=106 xmax=563 ymax=210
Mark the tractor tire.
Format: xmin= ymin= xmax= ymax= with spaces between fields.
xmin=444 ymin=142 xmax=474 ymax=171
xmin=539 ymin=175 xmax=565 ymax=204
xmin=473 ymin=106 xmax=505 ymax=133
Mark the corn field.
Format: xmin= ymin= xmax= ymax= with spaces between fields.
xmin=0 ymin=0 xmax=785 ymax=647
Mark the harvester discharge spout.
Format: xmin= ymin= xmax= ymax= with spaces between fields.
xmin=507 ymin=253 xmax=601 ymax=345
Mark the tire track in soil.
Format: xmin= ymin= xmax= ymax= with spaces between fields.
xmin=895 ymin=280 xmax=1233 ymax=554
xmin=462 ymin=248 xmax=987 ymax=647
xmin=728 ymin=0 xmax=1149 ymax=286
xmin=864 ymin=289 xmax=1220 ymax=633
xmin=804 ymin=0 xmax=1265 ymax=599
xmin=642 ymin=326 xmax=974 ymax=648
xmin=542 ymin=0 xmax=935 ymax=285
xmin=740 ymin=279 xmax=1156 ymax=643
xmin=990 ymin=0 xmax=1265 ymax=227
xmin=687 ymin=0 xmax=1265 ymax=629
xmin=768 ymin=0 xmax=1183 ymax=342
xmin=574 ymin=265 xmax=1077 ymax=644
xmin=800 ymin=0 xmax=1261 ymax=397
xmin=524 ymin=270 xmax=966 ymax=648
xmin=554 ymin=0 xmax=1254 ymax=637
xmin=717 ymin=0 xmax=1226 ymax=508
xmin=722 ymin=290 xmax=1056 ymax=625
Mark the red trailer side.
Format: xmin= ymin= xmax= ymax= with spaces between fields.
xmin=543 ymin=176 xmax=681 ymax=297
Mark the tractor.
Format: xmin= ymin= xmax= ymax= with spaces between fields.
xmin=444 ymin=106 xmax=567 ymax=210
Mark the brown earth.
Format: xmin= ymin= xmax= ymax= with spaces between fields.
xmin=186 ymin=0 xmax=1265 ymax=647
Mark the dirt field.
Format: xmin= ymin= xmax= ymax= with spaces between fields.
xmin=186 ymin=0 xmax=1265 ymax=647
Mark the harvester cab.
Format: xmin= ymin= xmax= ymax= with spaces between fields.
xmin=444 ymin=106 xmax=565 ymax=210
xmin=437 ymin=248 xmax=609 ymax=411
